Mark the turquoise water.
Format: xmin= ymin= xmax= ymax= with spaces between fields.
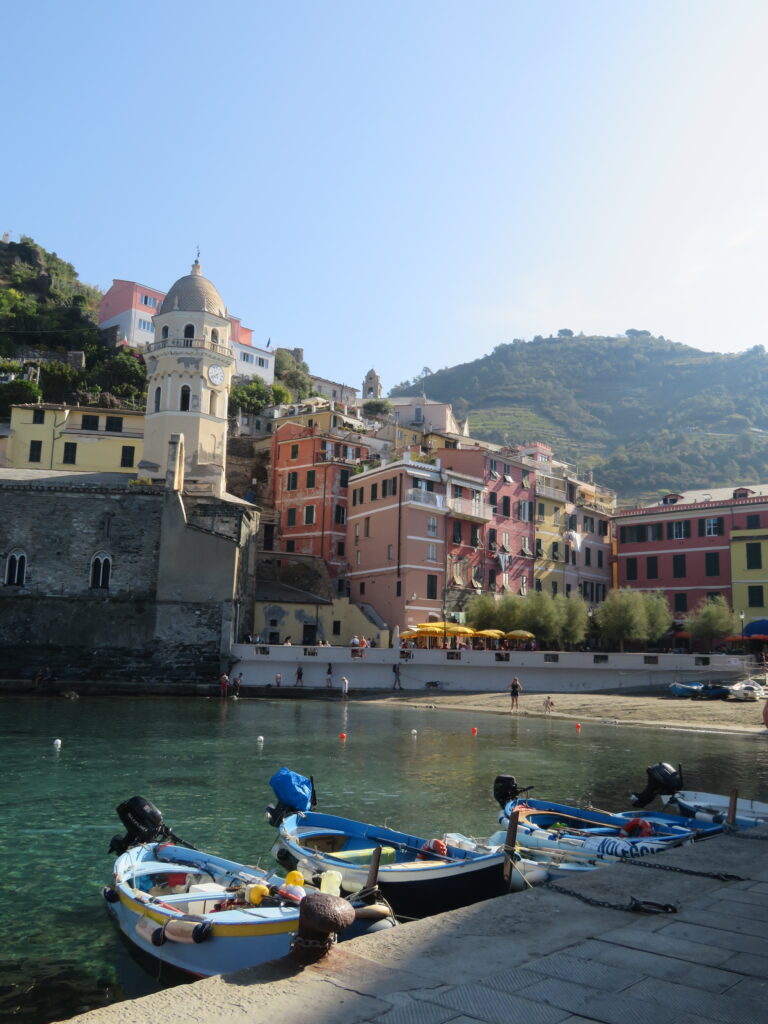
xmin=2 ymin=695 xmax=768 ymax=1024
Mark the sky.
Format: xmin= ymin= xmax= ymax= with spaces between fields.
xmin=5 ymin=1 xmax=768 ymax=394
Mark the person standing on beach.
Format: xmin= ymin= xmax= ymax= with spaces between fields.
xmin=325 ymin=664 xmax=333 ymax=688
xmin=275 ymin=672 xmax=282 ymax=688
xmin=509 ymin=676 xmax=522 ymax=712
xmin=232 ymin=672 xmax=243 ymax=697
xmin=219 ymin=673 xmax=230 ymax=698
xmin=392 ymin=663 xmax=402 ymax=690
xmin=295 ymin=665 xmax=304 ymax=687
xmin=340 ymin=675 xmax=349 ymax=700
xmin=543 ymin=695 xmax=554 ymax=715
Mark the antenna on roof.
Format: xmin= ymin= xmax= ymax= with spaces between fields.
xmin=196 ymin=245 xmax=200 ymax=260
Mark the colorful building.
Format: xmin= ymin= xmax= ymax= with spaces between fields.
xmin=614 ymin=485 xmax=768 ymax=625
xmin=7 ymin=403 xmax=144 ymax=473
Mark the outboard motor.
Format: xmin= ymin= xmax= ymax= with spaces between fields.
xmin=493 ymin=775 xmax=533 ymax=810
xmin=630 ymin=762 xmax=684 ymax=808
xmin=266 ymin=767 xmax=317 ymax=828
xmin=108 ymin=796 xmax=192 ymax=855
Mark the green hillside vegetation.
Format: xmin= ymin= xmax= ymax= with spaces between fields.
xmin=390 ymin=334 xmax=768 ymax=502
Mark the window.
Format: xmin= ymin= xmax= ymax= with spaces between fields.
xmin=488 ymin=569 xmax=496 ymax=589
xmin=452 ymin=521 xmax=462 ymax=544
xmin=426 ymin=574 xmax=438 ymax=599
xmin=428 ymin=516 xmax=438 ymax=537
xmin=141 ymin=294 xmax=157 ymax=307
xmin=211 ymin=329 xmax=219 ymax=345
xmin=427 ymin=543 xmax=437 ymax=562
xmin=673 ymin=554 xmax=686 ymax=578
xmin=364 ymin=516 xmax=370 ymax=537
xmin=551 ymin=541 xmax=560 ymax=560
xmin=306 ymin=470 xmax=316 ymax=488
xmin=286 ymin=540 xmax=295 ymax=552
xmin=747 ymin=514 xmax=761 ymax=529
xmin=340 ymin=469 xmax=349 ymax=488
xmin=668 ymin=520 xmax=691 ymax=539
xmin=626 ymin=557 xmax=638 ymax=581
xmin=535 ymin=538 xmax=543 ymax=558
xmin=287 ymin=507 xmax=297 ymax=526
xmin=180 ymin=385 xmax=191 ymax=411
xmin=360 ymin=582 xmax=366 ymax=596
xmin=470 ymin=525 xmax=480 ymax=546
xmin=258 ymin=357 xmax=269 ymax=368
xmin=488 ymin=491 xmax=497 ymax=510
xmin=584 ymin=547 xmax=591 ymax=566
xmin=518 ymin=500 xmax=533 ymax=522
xmin=5 ymin=550 xmax=26 ymax=586
xmin=161 ymin=326 xmax=169 ymax=339
xmin=501 ymin=495 xmax=511 ymax=517
xmin=286 ymin=472 xmax=298 ymax=490
xmin=371 ymin=483 xmax=378 ymax=501
xmin=29 ymin=440 xmax=42 ymax=463
xmin=699 ymin=517 xmax=724 ymax=537
xmin=334 ymin=504 xmax=345 ymax=524
xmin=82 ymin=414 xmax=99 ymax=431
xmin=521 ymin=470 xmax=530 ymax=488
xmin=705 ymin=552 xmax=720 ymax=576
xmin=32 ymin=408 xmax=44 ymax=424
xmin=337 ymin=541 xmax=345 ymax=557
xmin=396 ymin=581 xmax=402 ymax=597
xmin=646 ymin=555 xmax=658 ymax=579
xmin=105 ymin=416 xmax=123 ymax=433
xmin=599 ymin=520 xmax=608 ymax=536
xmin=387 ymin=544 xmax=393 ymax=560
xmin=551 ymin=580 xmax=558 ymax=596
xmin=184 ymin=324 xmax=194 ymax=341
xmin=137 ymin=318 xmax=154 ymax=331
xmin=520 ymin=575 xmax=527 ymax=595
xmin=748 ymin=585 xmax=764 ymax=608
xmin=746 ymin=543 xmax=762 ymax=570
xmin=290 ymin=444 xmax=299 ymax=459
xmin=535 ymin=578 xmax=542 ymax=592
xmin=333 ymin=620 xmax=341 ymax=635
xmin=597 ymin=549 xmax=604 ymax=569
xmin=674 ymin=593 xmax=687 ymax=613
xmin=583 ymin=515 xmax=595 ymax=533
xmin=488 ymin=528 xmax=497 ymax=549
xmin=154 ymin=386 xmax=161 ymax=413
xmin=90 ymin=553 xmax=111 ymax=590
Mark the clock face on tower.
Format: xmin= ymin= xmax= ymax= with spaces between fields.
xmin=207 ymin=364 xmax=225 ymax=386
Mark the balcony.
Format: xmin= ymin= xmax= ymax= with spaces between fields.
xmin=536 ymin=483 xmax=567 ymax=502
xmin=447 ymin=496 xmax=493 ymax=522
xmin=146 ymin=336 xmax=232 ymax=360
xmin=404 ymin=488 xmax=448 ymax=510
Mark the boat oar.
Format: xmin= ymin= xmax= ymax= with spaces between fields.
xmin=502 ymin=811 xmax=520 ymax=886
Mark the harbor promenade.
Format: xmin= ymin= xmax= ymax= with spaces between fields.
xmin=65 ymin=824 xmax=768 ymax=1024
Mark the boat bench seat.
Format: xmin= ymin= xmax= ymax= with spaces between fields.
xmin=329 ymin=846 xmax=397 ymax=865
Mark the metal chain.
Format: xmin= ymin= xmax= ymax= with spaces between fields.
xmin=290 ymin=934 xmax=338 ymax=952
xmin=544 ymin=881 xmax=676 ymax=915
xmin=618 ymin=860 xmax=746 ymax=881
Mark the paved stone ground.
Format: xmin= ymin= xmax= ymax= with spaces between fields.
xmin=63 ymin=826 xmax=768 ymax=1024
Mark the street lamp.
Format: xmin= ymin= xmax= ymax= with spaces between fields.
xmin=739 ymin=610 xmax=745 ymax=647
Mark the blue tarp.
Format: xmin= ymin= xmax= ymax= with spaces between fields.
xmin=269 ymin=767 xmax=314 ymax=811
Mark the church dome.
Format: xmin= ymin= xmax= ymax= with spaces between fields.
xmin=160 ymin=260 xmax=227 ymax=318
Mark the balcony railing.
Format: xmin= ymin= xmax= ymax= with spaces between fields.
xmin=404 ymin=488 xmax=447 ymax=509
xmin=447 ymin=496 xmax=493 ymax=522
xmin=536 ymin=483 xmax=567 ymax=502
xmin=146 ymin=337 xmax=232 ymax=359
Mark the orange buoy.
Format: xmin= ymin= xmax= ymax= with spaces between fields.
xmin=340 ymin=732 xmax=347 ymax=741
xmin=471 ymin=727 xmax=478 ymax=736
xmin=575 ymin=723 xmax=582 ymax=732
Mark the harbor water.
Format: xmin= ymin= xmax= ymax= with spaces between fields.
xmin=2 ymin=694 xmax=768 ymax=1024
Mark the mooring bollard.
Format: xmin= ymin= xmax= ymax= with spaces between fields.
xmin=292 ymin=892 xmax=356 ymax=965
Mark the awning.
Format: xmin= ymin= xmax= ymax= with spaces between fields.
xmin=744 ymin=618 xmax=768 ymax=637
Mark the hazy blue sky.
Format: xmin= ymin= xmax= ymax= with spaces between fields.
xmin=6 ymin=1 xmax=768 ymax=393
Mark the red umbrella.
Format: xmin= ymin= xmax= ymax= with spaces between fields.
xmin=745 ymin=633 xmax=768 ymax=641
xmin=673 ymin=631 xmax=691 ymax=639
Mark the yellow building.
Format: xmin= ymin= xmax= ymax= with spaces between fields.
xmin=533 ymin=471 xmax=568 ymax=595
xmin=7 ymin=404 xmax=144 ymax=474
xmin=730 ymin=525 xmax=768 ymax=623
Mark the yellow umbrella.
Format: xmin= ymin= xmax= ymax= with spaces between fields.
xmin=400 ymin=630 xmax=422 ymax=639
xmin=418 ymin=622 xmax=474 ymax=635
xmin=475 ymin=629 xmax=506 ymax=638
xmin=506 ymin=629 xmax=535 ymax=639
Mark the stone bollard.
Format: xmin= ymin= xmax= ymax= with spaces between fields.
xmin=292 ymin=892 xmax=355 ymax=965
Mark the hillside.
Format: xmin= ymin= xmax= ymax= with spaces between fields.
xmin=390 ymin=334 xmax=768 ymax=502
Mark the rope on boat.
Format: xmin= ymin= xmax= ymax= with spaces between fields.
xmin=544 ymin=881 xmax=677 ymax=915
xmin=617 ymin=860 xmax=747 ymax=881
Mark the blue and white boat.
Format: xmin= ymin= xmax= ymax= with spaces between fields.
xmin=104 ymin=797 xmax=394 ymax=977
xmin=664 ymin=791 xmax=768 ymax=827
xmin=669 ymin=681 xmax=704 ymax=698
xmin=497 ymin=798 xmax=698 ymax=869
xmin=267 ymin=768 xmax=547 ymax=918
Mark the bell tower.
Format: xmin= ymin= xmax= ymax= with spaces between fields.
xmin=363 ymin=368 xmax=381 ymax=399
xmin=139 ymin=260 xmax=235 ymax=496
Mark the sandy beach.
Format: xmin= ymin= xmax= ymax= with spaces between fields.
xmin=365 ymin=689 xmax=768 ymax=736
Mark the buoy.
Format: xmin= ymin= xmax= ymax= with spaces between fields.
xmin=575 ymin=723 xmax=582 ymax=732
xmin=411 ymin=728 xmax=418 ymax=736
xmin=53 ymin=738 xmax=62 ymax=748
xmin=340 ymin=732 xmax=347 ymax=741
xmin=257 ymin=735 xmax=264 ymax=743
xmin=471 ymin=727 xmax=478 ymax=736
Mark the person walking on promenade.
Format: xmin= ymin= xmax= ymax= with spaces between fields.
xmin=219 ymin=673 xmax=230 ymax=698
xmin=325 ymin=664 xmax=333 ymax=688
xmin=295 ymin=665 xmax=304 ymax=687
xmin=509 ymin=676 xmax=523 ymax=712
xmin=392 ymin=663 xmax=403 ymax=690
xmin=340 ymin=675 xmax=349 ymax=700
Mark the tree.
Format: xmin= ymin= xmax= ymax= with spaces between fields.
xmin=466 ymin=594 xmax=502 ymax=631
xmin=685 ymin=597 xmax=737 ymax=652
xmin=0 ymin=378 xmax=42 ymax=415
xmin=557 ymin=329 xmax=574 ymax=338
xmin=517 ymin=591 xmax=560 ymax=646
xmin=362 ymin=398 xmax=392 ymax=417
xmin=593 ymin=589 xmax=648 ymax=651
xmin=554 ymin=593 xmax=589 ymax=648
xmin=39 ymin=360 xmax=83 ymax=403
xmin=229 ymin=377 xmax=273 ymax=414
xmin=642 ymin=591 xmax=673 ymax=645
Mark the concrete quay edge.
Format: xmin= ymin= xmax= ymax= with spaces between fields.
xmin=63 ymin=825 xmax=768 ymax=1024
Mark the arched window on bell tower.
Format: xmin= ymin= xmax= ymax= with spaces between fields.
xmin=180 ymin=385 xmax=191 ymax=411
xmin=211 ymin=328 xmax=219 ymax=345
xmin=154 ymin=386 xmax=161 ymax=413
xmin=161 ymin=325 xmax=169 ymax=340
xmin=184 ymin=324 xmax=194 ymax=347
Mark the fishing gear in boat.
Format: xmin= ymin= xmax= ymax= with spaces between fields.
xmin=107 ymin=796 xmax=195 ymax=855
xmin=630 ymin=762 xmax=684 ymax=808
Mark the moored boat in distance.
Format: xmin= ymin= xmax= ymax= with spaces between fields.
xmin=669 ymin=681 xmax=704 ymax=698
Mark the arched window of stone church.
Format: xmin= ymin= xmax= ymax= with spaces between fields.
xmin=184 ymin=324 xmax=194 ymax=347
xmin=154 ymin=386 xmax=161 ymax=413
xmin=4 ymin=549 xmax=27 ymax=586
xmin=211 ymin=328 xmax=219 ymax=345
xmin=90 ymin=553 xmax=111 ymax=590
xmin=180 ymin=385 xmax=191 ymax=412
xmin=161 ymin=325 xmax=169 ymax=340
